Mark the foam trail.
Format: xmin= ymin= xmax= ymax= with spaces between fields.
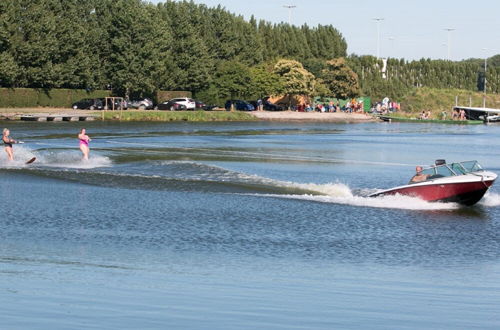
xmin=37 ymin=151 xmax=112 ymax=169
xmin=479 ymin=192 xmax=500 ymax=207
xmin=0 ymin=146 xmax=37 ymax=167
xmin=257 ymin=181 xmax=459 ymax=211
xmin=0 ymin=145 xmax=111 ymax=169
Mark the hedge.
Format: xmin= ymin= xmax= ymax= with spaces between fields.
xmin=0 ymin=88 xmax=111 ymax=108
xmin=156 ymin=91 xmax=192 ymax=104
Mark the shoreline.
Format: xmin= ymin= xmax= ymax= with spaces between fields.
xmin=250 ymin=110 xmax=375 ymax=123
xmin=0 ymin=108 xmax=376 ymax=123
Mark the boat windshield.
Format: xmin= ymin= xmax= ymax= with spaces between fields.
xmin=459 ymin=161 xmax=483 ymax=172
xmin=416 ymin=161 xmax=483 ymax=180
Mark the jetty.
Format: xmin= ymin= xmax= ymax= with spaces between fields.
xmin=17 ymin=113 xmax=97 ymax=122
xmin=377 ymin=115 xmax=484 ymax=125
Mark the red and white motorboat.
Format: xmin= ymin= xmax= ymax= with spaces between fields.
xmin=369 ymin=160 xmax=497 ymax=205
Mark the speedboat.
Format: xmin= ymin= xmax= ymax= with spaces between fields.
xmin=369 ymin=160 xmax=497 ymax=205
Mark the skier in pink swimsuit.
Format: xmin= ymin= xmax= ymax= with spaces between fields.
xmin=78 ymin=128 xmax=91 ymax=160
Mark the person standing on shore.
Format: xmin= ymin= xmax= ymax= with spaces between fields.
xmin=2 ymin=128 xmax=20 ymax=161
xmin=78 ymin=128 xmax=91 ymax=160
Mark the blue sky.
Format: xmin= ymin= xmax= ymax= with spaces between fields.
xmin=152 ymin=0 xmax=499 ymax=61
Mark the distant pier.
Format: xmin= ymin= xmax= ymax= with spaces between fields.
xmin=18 ymin=114 xmax=97 ymax=122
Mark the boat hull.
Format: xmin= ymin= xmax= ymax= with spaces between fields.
xmin=370 ymin=178 xmax=495 ymax=206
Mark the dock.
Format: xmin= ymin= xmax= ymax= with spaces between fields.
xmin=377 ymin=115 xmax=484 ymax=125
xmin=18 ymin=114 xmax=97 ymax=122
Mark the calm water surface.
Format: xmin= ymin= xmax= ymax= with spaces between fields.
xmin=1 ymin=121 xmax=499 ymax=329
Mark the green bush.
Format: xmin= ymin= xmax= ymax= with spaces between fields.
xmin=0 ymin=88 xmax=111 ymax=108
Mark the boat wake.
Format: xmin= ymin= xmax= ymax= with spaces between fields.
xmin=479 ymin=192 xmax=500 ymax=207
xmin=36 ymin=150 xmax=112 ymax=169
xmin=254 ymin=182 xmax=461 ymax=211
xmin=0 ymin=157 xmax=494 ymax=210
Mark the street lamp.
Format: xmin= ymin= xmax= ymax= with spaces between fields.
xmin=483 ymin=48 xmax=488 ymax=94
xmin=373 ymin=18 xmax=384 ymax=59
xmin=482 ymin=48 xmax=488 ymax=107
xmin=283 ymin=5 xmax=297 ymax=25
xmin=444 ymin=28 xmax=455 ymax=60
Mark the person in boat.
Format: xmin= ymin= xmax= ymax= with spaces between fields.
xmin=410 ymin=166 xmax=429 ymax=183
xmin=78 ymin=128 xmax=91 ymax=160
xmin=2 ymin=128 xmax=19 ymax=161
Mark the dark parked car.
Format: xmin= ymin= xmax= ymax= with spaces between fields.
xmin=263 ymin=100 xmax=284 ymax=111
xmin=203 ymin=104 xmax=218 ymax=111
xmin=195 ymin=100 xmax=206 ymax=109
xmin=156 ymin=100 xmax=188 ymax=111
xmin=225 ymin=100 xmax=255 ymax=111
xmin=128 ymin=98 xmax=153 ymax=110
xmin=72 ymin=98 xmax=105 ymax=110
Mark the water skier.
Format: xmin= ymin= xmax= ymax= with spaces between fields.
xmin=78 ymin=128 xmax=91 ymax=160
xmin=2 ymin=128 xmax=20 ymax=161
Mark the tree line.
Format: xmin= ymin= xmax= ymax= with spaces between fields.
xmin=0 ymin=0 xmax=498 ymax=105
xmin=346 ymin=56 xmax=500 ymax=101
xmin=0 ymin=0 xmax=346 ymax=99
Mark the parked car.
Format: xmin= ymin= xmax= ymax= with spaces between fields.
xmin=168 ymin=97 xmax=196 ymax=110
xmin=203 ymin=104 xmax=218 ymax=111
xmin=195 ymin=100 xmax=206 ymax=109
xmin=128 ymin=98 xmax=153 ymax=110
xmin=156 ymin=100 xmax=188 ymax=111
xmin=263 ymin=100 xmax=284 ymax=111
xmin=225 ymin=100 xmax=255 ymax=111
xmin=72 ymin=98 xmax=105 ymax=110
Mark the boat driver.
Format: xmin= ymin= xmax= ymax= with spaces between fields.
xmin=410 ymin=166 xmax=429 ymax=183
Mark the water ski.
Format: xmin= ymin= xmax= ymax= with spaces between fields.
xmin=26 ymin=157 xmax=36 ymax=164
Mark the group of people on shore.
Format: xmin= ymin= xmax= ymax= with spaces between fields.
xmin=2 ymin=128 xmax=91 ymax=162
xmin=371 ymin=97 xmax=401 ymax=115
xmin=451 ymin=108 xmax=467 ymax=121
xmin=419 ymin=108 xmax=467 ymax=121
xmin=419 ymin=110 xmax=432 ymax=120
xmin=297 ymin=99 xmax=365 ymax=113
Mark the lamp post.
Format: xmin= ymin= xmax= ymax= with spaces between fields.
xmin=483 ymin=48 xmax=488 ymax=107
xmin=483 ymin=48 xmax=488 ymax=94
xmin=444 ymin=28 xmax=455 ymax=60
xmin=283 ymin=5 xmax=296 ymax=25
xmin=373 ymin=18 xmax=384 ymax=59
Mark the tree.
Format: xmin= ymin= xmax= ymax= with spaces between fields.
xmin=273 ymin=59 xmax=315 ymax=107
xmin=159 ymin=1 xmax=213 ymax=93
xmin=213 ymin=61 xmax=252 ymax=99
xmin=249 ymin=64 xmax=283 ymax=99
xmin=0 ymin=52 xmax=19 ymax=86
xmin=321 ymin=58 xmax=360 ymax=99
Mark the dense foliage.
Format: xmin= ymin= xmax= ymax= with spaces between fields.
xmin=0 ymin=0 xmax=346 ymax=100
xmin=321 ymin=58 xmax=360 ymax=99
xmin=0 ymin=0 xmax=498 ymax=106
xmin=348 ymin=56 xmax=500 ymax=101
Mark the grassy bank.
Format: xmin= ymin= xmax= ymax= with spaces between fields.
xmin=98 ymin=110 xmax=258 ymax=122
xmin=400 ymin=87 xmax=500 ymax=118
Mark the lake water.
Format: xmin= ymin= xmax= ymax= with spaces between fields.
xmin=1 ymin=120 xmax=499 ymax=329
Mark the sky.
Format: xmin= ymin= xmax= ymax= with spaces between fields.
xmin=152 ymin=0 xmax=500 ymax=61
